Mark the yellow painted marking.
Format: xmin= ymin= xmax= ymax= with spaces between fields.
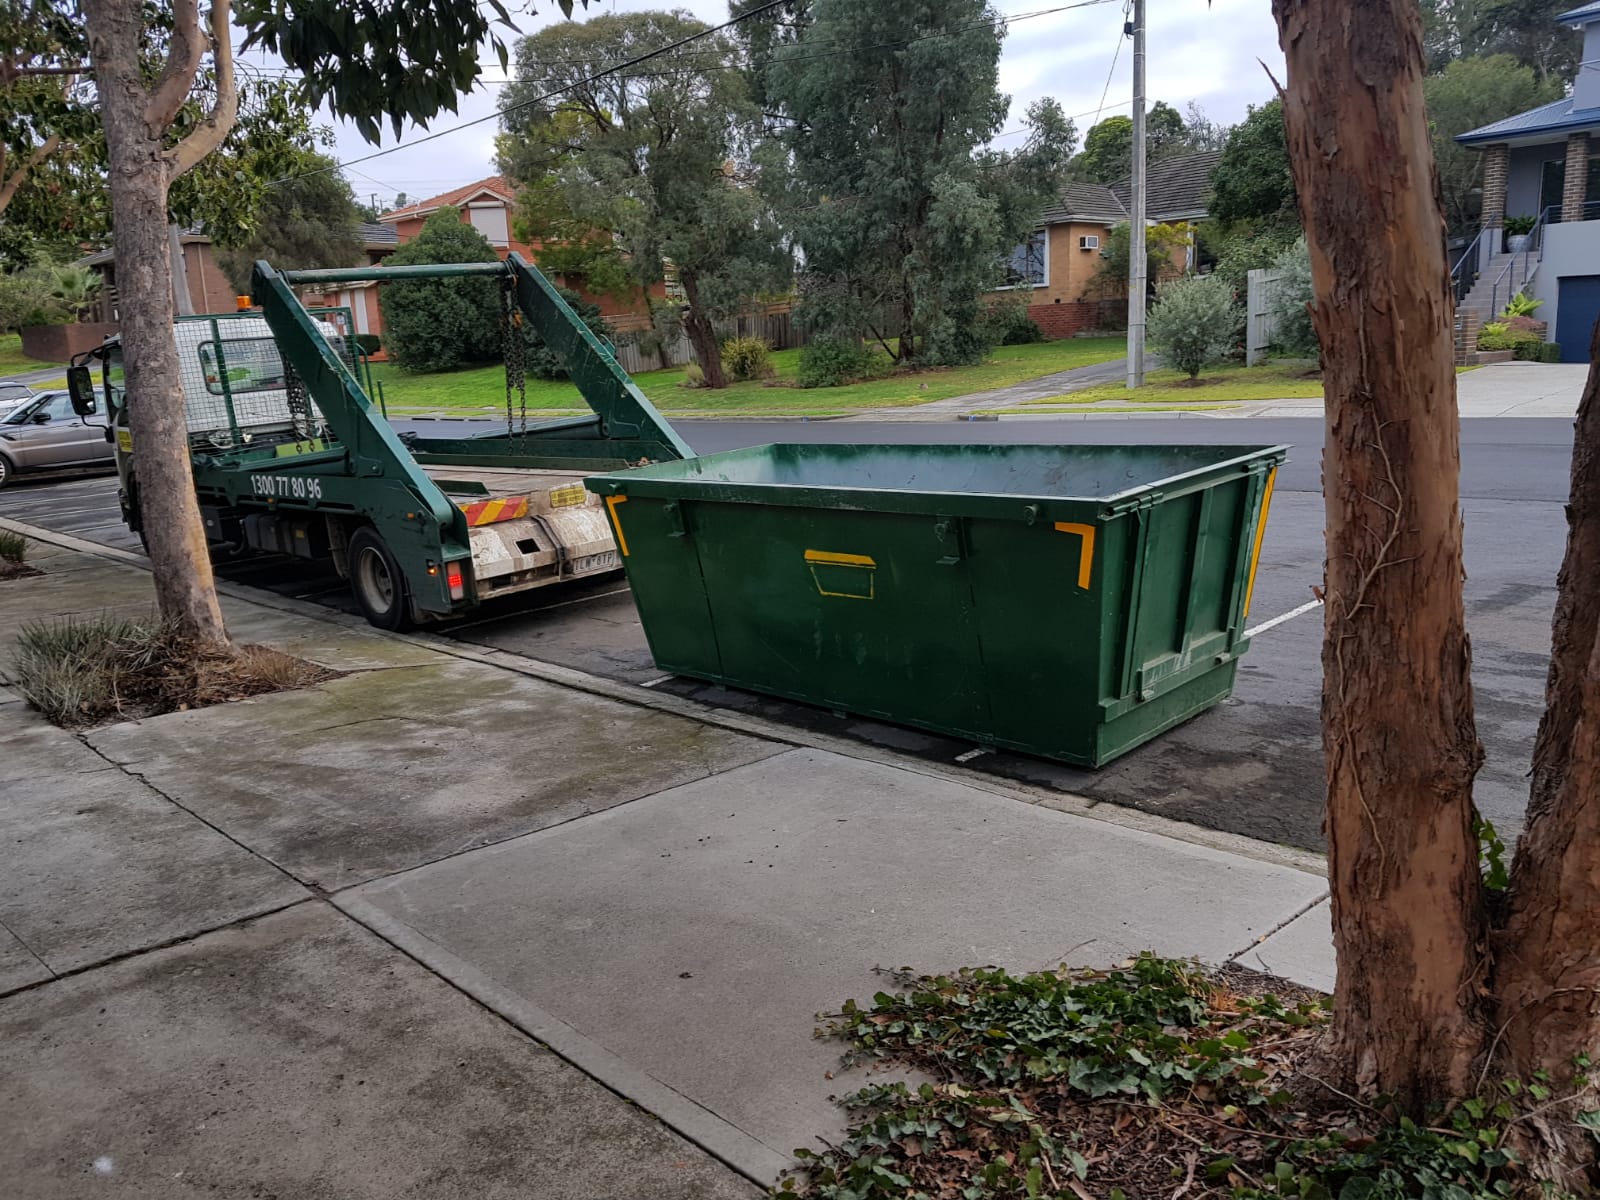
xmin=1053 ymin=522 xmax=1097 ymax=590
xmin=273 ymin=438 xmax=328 ymax=459
xmin=803 ymin=550 xmax=876 ymax=567
xmin=115 ymin=428 xmax=133 ymax=453
xmin=549 ymin=483 xmax=586 ymax=508
xmin=805 ymin=549 xmax=877 ymax=599
xmin=1243 ymin=466 xmax=1278 ymax=616
xmin=604 ymin=494 xmax=630 ymax=557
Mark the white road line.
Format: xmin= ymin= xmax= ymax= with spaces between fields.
xmin=954 ymin=747 xmax=992 ymax=763
xmin=1245 ymin=598 xmax=1323 ymax=640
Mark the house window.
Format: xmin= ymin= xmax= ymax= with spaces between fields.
xmin=468 ymin=203 xmax=510 ymax=246
xmin=1000 ymin=230 xmax=1047 ymax=288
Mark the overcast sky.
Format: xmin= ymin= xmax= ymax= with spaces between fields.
xmin=235 ymin=0 xmax=1287 ymax=212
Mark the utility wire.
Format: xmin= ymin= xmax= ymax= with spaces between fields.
xmin=1090 ymin=0 xmax=1133 ymax=132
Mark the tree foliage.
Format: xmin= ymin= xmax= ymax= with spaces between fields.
xmin=378 ymin=208 xmax=502 ymax=373
xmin=0 ymin=2 xmax=317 ymax=264
xmin=1421 ymin=0 xmax=1579 ymax=80
xmin=1087 ymin=220 xmax=1191 ymax=300
xmin=1208 ymin=98 xmax=1296 ymax=229
xmin=1423 ymin=54 xmax=1563 ymax=235
xmin=1075 ymin=115 xmax=1132 ymax=184
xmin=215 ymin=150 xmax=364 ymax=291
xmin=496 ymin=9 xmax=787 ymax=388
xmin=1145 ymin=274 xmax=1239 ymax=379
xmin=766 ymin=0 xmax=1072 ymax=365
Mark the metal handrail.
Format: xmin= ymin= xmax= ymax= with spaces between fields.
xmin=1450 ymin=228 xmax=1487 ymax=305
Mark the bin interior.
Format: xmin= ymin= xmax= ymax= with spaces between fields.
xmin=615 ymin=442 xmax=1281 ymax=502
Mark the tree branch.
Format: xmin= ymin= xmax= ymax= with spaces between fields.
xmin=144 ymin=0 xmax=205 ymax=131
xmin=8 ymin=64 xmax=90 ymax=77
xmin=0 ymin=135 xmax=63 ymax=218
xmin=164 ymin=0 xmax=238 ymax=180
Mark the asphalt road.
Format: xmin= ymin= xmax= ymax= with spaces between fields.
xmin=0 ymin=415 xmax=1570 ymax=853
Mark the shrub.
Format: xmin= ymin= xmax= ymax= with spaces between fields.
xmin=378 ymin=208 xmax=502 ymax=372
xmin=1477 ymin=327 xmax=1543 ymax=352
xmin=1479 ymin=320 xmax=1509 ymax=339
xmin=351 ymin=333 xmax=381 ymax=357
xmin=1502 ymin=290 xmax=1542 ymax=318
xmin=524 ymin=288 xmax=612 ymax=381
xmin=1267 ymin=236 xmax=1318 ymax=356
xmin=680 ymin=362 xmax=706 ymax=388
xmin=0 ymin=529 xmax=26 ymax=563
xmin=721 ymin=336 xmax=774 ymax=381
xmin=983 ymin=299 xmax=1043 ymax=345
xmin=1503 ymin=314 xmax=1545 ymax=334
xmin=1146 ymin=274 xmax=1242 ymax=379
xmin=797 ymin=336 xmax=874 ymax=388
xmin=1514 ymin=340 xmax=1561 ymax=362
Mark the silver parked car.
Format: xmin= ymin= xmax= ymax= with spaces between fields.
xmin=0 ymin=390 xmax=115 ymax=487
xmin=0 ymin=380 xmax=34 ymax=417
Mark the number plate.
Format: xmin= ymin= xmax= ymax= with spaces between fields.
xmin=572 ymin=550 xmax=620 ymax=574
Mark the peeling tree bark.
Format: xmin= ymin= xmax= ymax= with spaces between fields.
xmin=84 ymin=0 xmax=230 ymax=652
xmin=1272 ymin=0 xmax=1487 ymax=1109
xmin=1489 ymin=322 xmax=1600 ymax=1190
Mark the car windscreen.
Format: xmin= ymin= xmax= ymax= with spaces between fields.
xmin=2 ymin=396 xmax=46 ymax=425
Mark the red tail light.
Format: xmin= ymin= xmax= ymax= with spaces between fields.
xmin=447 ymin=565 xmax=466 ymax=601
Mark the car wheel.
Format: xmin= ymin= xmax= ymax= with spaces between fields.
xmin=0 ymin=453 xmax=12 ymax=488
xmin=347 ymin=527 xmax=414 ymax=631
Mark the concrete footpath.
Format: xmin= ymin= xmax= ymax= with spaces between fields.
xmin=0 ymin=528 xmax=1334 ymax=1194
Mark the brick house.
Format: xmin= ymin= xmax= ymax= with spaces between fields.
xmin=995 ymin=150 xmax=1221 ymax=338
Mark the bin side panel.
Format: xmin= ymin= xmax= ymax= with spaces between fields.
xmin=964 ymin=514 xmax=1107 ymax=764
xmin=605 ymin=496 xmax=723 ymax=676
xmin=686 ymin=503 xmax=994 ymax=742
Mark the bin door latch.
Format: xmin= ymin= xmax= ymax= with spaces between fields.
xmin=663 ymin=500 xmax=689 ymax=539
xmin=933 ymin=516 xmax=964 ymax=565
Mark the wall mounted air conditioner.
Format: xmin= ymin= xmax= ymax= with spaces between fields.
xmin=1079 ymin=235 xmax=1100 ymax=251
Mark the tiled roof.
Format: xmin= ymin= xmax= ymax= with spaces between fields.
xmin=1456 ymin=96 xmax=1600 ymax=145
xmin=1109 ymin=149 xmax=1223 ymax=221
xmin=378 ymin=175 xmax=516 ymax=223
xmin=359 ymin=222 xmax=398 ymax=246
xmin=1041 ymin=183 xmax=1126 ymax=224
xmin=1556 ymin=0 xmax=1600 ymax=22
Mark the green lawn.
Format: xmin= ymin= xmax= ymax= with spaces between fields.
xmin=368 ymin=337 xmax=1126 ymax=417
xmin=0 ymin=333 xmax=64 ymax=374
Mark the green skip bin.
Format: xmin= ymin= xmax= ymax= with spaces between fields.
xmin=586 ymin=442 xmax=1287 ymax=767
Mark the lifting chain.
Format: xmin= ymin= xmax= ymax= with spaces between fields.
xmin=283 ymin=361 xmax=314 ymax=440
xmin=501 ymin=277 xmax=528 ymax=440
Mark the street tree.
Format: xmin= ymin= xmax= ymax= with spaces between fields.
xmin=5 ymin=0 xmax=580 ymax=653
xmin=766 ymin=0 xmax=1072 ymax=365
xmin=1208 ymin=98 xmax=1296 ymax=229
xmin=216 ymin=149 xmax=365 ymax=292
xmin=496 ymin=10 xmax=786 ymax=389
xmin=1423 ymin=54 xmax=1563 ymax=236
xmin=1276 ymin=0 xmax=1600 ymax=1185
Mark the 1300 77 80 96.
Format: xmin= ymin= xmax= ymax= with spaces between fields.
xmin=249 ymin=474 xmax=323 ymax=500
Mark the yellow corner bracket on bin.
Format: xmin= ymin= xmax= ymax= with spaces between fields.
xmin=1053 ymin=522 xmax=1096 ymax=590
xmin=805 ymin=549 xmax=877 ymax=599
xmin=1243 ymin=466 xmax=1278 ymax=616
xmin=604 ymin=494 xmax=630 ymax=556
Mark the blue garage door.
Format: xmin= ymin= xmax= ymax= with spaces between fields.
xmin=1556 ymin=275 xmax=1600 ymax=362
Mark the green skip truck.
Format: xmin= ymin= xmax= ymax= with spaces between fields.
xmin=67 ymin=257 xmax=690 ymax=629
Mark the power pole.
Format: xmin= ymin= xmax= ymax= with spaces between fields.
xmin=1126 ymin=0 xmax=1146 ymax=388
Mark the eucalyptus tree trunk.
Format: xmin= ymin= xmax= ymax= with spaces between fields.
xmin=679 ymin=269 xmax=727 ymax=388
xmin=1273 ymin=0 xmax=1487 ymax=1107
xmin=83 ymin=0 xmax=235 ymax=652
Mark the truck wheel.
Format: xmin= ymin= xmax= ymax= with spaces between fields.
xmin=348 ymin=527 xmax=413 ymax=631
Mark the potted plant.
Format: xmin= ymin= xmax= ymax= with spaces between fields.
xmin=1504 ymin=214 xmax=1535 ymax=253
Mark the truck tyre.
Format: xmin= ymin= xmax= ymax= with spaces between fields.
xmin=348 ymin=527 xmax=413 ymax=631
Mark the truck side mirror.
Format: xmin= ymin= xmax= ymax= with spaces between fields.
xmin=66 ymin=365 xmax=98 ymax=416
